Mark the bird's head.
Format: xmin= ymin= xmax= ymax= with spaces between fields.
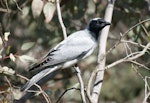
xmin=87 ymin=18 xmax=111 ymax=35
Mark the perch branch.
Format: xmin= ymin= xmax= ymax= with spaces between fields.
xmin=56 ymin=0 xmax=67 ymax=39
xmin=87 ymin=0 xmax=115 ymax=103
xmin=56 ymin=1 xmax=86 ymax=102
xmin=74 ymin=66 xmax=86 ymax=103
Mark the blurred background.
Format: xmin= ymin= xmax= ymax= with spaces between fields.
xmin=0 ymin=0 xmax=150 ymax=103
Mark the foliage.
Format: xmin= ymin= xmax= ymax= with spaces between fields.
xmin=0 ymin=0 xmax=150 ymax=103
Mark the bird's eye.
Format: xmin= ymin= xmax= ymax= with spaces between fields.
xmin=98 ymin=20 xmax=103 ymax=24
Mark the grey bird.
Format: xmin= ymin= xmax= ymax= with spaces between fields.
xmin=21 ymin=18 xmax=110 ymax=91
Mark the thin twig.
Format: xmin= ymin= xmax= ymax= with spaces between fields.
xmin=0 ymin=91 xmax=8 ymax=94
xmin=5 ymin=0 xmax=9 ymax=12
xmin=130 ymin=61 xmax=150 ymax=71
xmin=87 ymin=69 xmax=95 ymax=103
xmin=108 ymin=36 xmax=150 ymax=50
xmin=20 ymin=0 xmax=30 ymax=8
xmin=56 ymin=87 xmax=80 ymax=103
xmin=141 ymin=24 xmax=150 ymax=38
xmin=4 ymin=76 xmax=14 ymax=101
xmin=121 ymin=40 xmax=150 ymax=50
xmin=143 ymin=76 xmax=150 ymax=103
xmin=74 ymin=66 xmax=86 ymax=103
xmin=107 ymin=18 xmax=150 ymax=55
xmin=123 ymin=19 xmax=150 ymax=37
xmin=33 ymin=83 xmax=51 ymax=103
xmin=127 ymin=43 xmax=150 ymax=61
xmin=16 ymin=73 xmax=51 ymax=103
xmin=13 ymin=0 xmax=22 ymax=12
xmin=120 ymin=33 xmax=132 ymax=56
xmin=56 ymin=0 xmax=67 ymax=39
xmin=106 ymin=43 xmax=150 ymax=69
xmin=0 ymin=8 xmax=11 ymax=13
xmin=131 ymin=65 xmax=145 ymax=81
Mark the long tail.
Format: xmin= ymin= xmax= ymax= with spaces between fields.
xmin=21 ymin=66 xmax=59 ymax=91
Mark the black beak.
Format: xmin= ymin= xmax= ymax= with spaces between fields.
xmin=105 ymin=22 xmax=111 ymax=26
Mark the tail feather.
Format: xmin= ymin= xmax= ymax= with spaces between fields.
xmin=21 ymin=66 xmax=58 ymax=91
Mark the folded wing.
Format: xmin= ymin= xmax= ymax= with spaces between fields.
xmin=29 ymin=30 xmax=96 ymax=71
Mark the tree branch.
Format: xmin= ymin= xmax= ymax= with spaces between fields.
xmin=143 ymin=76 xmax=150 ymax=103
xmin=87 ymin=0 xmax=115 ymax=103
xmin=105 ymin=43 xmax=150 ymax=69
xmin=107 ymin=18 xmax=150 ymax=55
xmin=56 ymin=0 xmax=67 ymax=39
xmin=74 ymin=66 xmax=86 ymax=103
xmin=56 ymin=87 xmax=80 ymax=103
xmin=16 ymin=73 xmax=51 ymax=103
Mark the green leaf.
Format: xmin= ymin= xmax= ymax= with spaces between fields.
xmin=21 ymin=42 xmax=35 ymax=51
xmin=31 ymin=0 xmax=44 ymax=18
xmin=18 ymin=55 xmax=36 ymax=63
xmin=22 ymin=7 xmax=30 ymax=18
xmin=43 ymin=2 xmax=56 ymax=23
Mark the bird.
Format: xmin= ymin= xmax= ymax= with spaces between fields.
xmin=21 ymin=18 xmax=110 ymax=91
